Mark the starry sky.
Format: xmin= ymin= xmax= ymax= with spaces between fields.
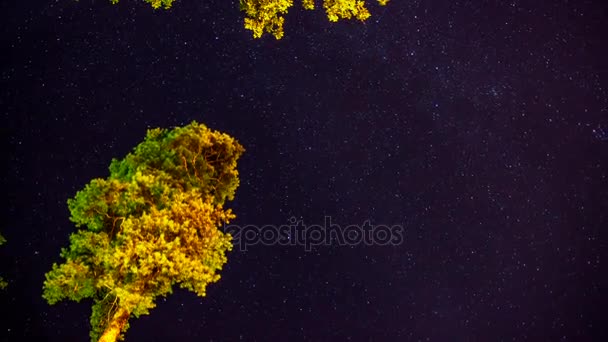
xmin=2 ymin=0 xmax=608 ymax=341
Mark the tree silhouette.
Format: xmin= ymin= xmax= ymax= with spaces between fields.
xmin=42 ymin=122 xmax=244 ymax=342
xmin=108 ymin=0 xmax=390 ymax=39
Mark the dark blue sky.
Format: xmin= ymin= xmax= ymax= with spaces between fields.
xmin=2 ymin=0 xmax=607 ymax=341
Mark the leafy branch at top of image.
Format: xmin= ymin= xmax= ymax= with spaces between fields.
xmin=108 ymin=0 xmax=391 ymax=39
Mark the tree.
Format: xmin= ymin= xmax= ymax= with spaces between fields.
xmin=42 ymin=121 xmax=244 ymax=342
xmin=108 ymin=0 xmax=391 ymax=39
xmin=0 ymin=233 xmax=6 ymax=289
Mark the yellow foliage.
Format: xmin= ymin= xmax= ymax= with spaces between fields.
xmin=108 ymin=0 xmax=391 ymax=39
xmin=302 ymin=0 xmax=315 ymax=10
xmin=103 ymin=189 xmax=234 ymax=302
xmin=241 ymin=0 xmax=294 ymax=39
xmin=111 ymin=0 xmax=174 ymax=9
xmin=145 ymin=0 xmax=174 ymax=9
xmin=239 ymin=0 xmax=387 ymax=38
xmin=323 ymin=0 xmax=370 ymax=22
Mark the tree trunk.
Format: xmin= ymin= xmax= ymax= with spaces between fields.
xmin=98 ymin=306 xmax=131 ymax=342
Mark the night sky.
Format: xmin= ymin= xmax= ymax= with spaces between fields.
xmin=2 ymin=0 xmax=608 ymax=341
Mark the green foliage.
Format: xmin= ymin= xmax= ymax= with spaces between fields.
xmin=43 ymin=121 xmax=244 ymax=342
xmin=89 ymin=291 xmax=118 ymax=342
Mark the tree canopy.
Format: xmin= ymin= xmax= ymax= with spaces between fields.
xmin=108 ymin=0 xmax=390 ymax=39
xmin=42 ymin=121 xmax=244 ymax=342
